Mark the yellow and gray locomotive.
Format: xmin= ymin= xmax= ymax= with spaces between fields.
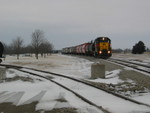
xmin=93 ymin=37 xmax=112 ymax=58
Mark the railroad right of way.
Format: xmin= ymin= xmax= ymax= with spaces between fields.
xmin=1 ymin=63 xmax=150 ymax=113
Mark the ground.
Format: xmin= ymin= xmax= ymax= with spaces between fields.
xmin=0 ymin=53 xmax=150 ymax=113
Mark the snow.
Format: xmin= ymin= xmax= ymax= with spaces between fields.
xmin=52 ymin=76 xmax=150 ymax=113
xmin=89 ymin=69 xmax=123 ymax=84
xmin=132 ymin=93 xmax=150 ymax=106
xmin=0 ymin=68 xmax=102 ymax=113
xmin=112 ymin=53 xmax=150 ymax=66
xmin=3 ymin=55 xmax=93 ymax=79
xmin=0 ymin=53 xmax=150 ymax=112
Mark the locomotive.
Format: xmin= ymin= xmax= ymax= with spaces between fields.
xmin=0 ymin=41 xmax=4 ymax=63
xmin=62 ymin=37 xmax=112 ymax=59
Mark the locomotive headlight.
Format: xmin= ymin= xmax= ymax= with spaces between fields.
xmin=99 ymin=51 xmax=102 ymax=54
xmin=108 ymin=51 xmax=111 ymax=54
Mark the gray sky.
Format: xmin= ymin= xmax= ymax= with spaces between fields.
xmin=0 ymin=0 xmax=150 ymax=50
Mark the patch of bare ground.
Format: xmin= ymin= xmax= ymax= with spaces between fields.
xmin=0 ymin=102 xmax=77 ymax=113
xmin=11 ymin=61 xmax=56 ymax=68
xmin=0 ymin=76 xmax=35 ymax=83
xmin=0 ymin=102 xmax=38 ymax=113
xmin=11 ymin=62 xmax=33 ymax=66
xmin=81 ymin=56 xmax=150 ymax=96
xmin=44 ymin=108 xmax=77 ymax=113
xmin=118 ymin=70 xmax=150 ymax=93
xmin=55 ymin=98 xmax=67 ymax=103
xmin=85 ymin=69 xmax=150 ymax=96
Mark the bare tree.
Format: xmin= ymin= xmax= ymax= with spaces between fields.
xmin=31 ymin=29 xmax=44 ymax=59
xmin=40 ymin=40 xmax=54 ymax=58
xmin=12 ymin=37 xmax=23 ymax=59
xmin=48 ymin=42 xmax=54 ymax=55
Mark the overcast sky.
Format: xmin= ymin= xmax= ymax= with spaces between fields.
xmin=0 ymin=0 xmax=150 ymax=49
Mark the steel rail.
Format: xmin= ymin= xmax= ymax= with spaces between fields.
xmin=110 ymin=58 xmax=150 ymax=68
xmin=108 ymin=58 xmax=150 ymax=74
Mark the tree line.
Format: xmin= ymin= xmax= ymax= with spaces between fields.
xmin=3 ymin=29 xmax=54 ymax=60
xmin=113 ymin=41 xmax=148 ymax=54
xmin=132 ymin=41 xmax=146 ymax=54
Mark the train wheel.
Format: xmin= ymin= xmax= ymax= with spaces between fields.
xmin=0 ymin=59 xmax=2 ymax=63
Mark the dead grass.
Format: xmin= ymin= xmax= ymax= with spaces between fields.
xmin=0 ymin=102 xmax=77 ymax=113
xmin=0 ymin=102 xmax=38 ymax=113
xmin=55 ymin=98 xmax=68 ymax=103
xmin=0 ymin=76 xmax=35 ymax=83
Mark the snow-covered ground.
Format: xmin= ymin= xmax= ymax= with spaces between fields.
xmin=0 ymin=53 xmax=150 ymax=112
xmin=111 ymin=53 xmax=150 ymax=102
xmin=0 ymin=69 xmax=102 ymax=113
xmin=2 ymin=54 xmax=125 ymax=83
xmin=112 ymin=53 xmax=150 ymax=66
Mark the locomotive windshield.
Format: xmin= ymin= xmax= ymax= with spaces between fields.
xmin=100 ymin=40 xmax=110 ymax=43
xmin=95 ymin=37 xmax=111 ymax=43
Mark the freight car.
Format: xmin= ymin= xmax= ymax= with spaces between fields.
xmin=0 ymin=41 xmax=4 ymax=63
xmin=62 ymin=37 xmax=112 ymax=59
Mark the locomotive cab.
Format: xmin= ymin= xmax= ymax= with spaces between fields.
xmin=94 ymin=37 xmax=112 ymax=58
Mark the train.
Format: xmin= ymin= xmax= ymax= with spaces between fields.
xmin=0 ymin=41 xmax=4 ymax=63
xmin=62 ymin=37 xmax=112 ymax=59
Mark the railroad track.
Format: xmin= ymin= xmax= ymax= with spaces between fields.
xmin=108 ymin=58 xmax=150 ymax=74
xmin=0 ymin=64 xmax=150 ymax=113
